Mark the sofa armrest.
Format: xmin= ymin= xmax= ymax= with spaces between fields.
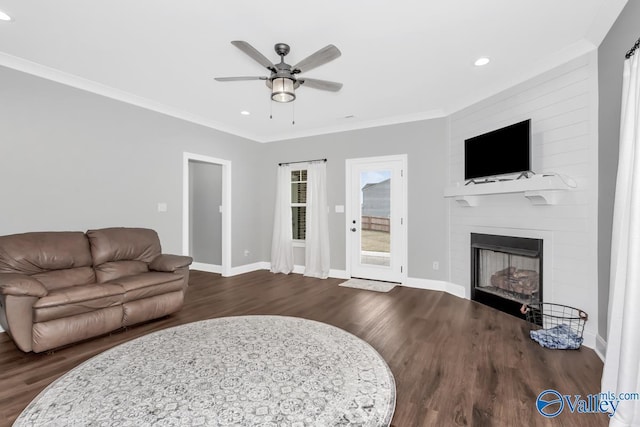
xmin=149 ymin=254 xmax=193 ymax=272
xmin=0 ymin=274 xmax=48 ymax=297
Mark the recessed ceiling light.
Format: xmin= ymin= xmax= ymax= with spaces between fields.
xmin=474 ymin=57 xmax=490 ymax=67
xmin=240 ymin=110 xmax=250 ymax=116
xmin=0 ymin=10 xmax=12 ymax=21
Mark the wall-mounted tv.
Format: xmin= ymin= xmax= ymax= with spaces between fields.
xmin=464 ymin=119 xmax=531 ymax=180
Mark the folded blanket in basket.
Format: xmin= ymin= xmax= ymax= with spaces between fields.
xmin=530 ymin=324 xmax=583 ymax=350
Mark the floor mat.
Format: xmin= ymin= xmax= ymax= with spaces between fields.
xmin=339 ymin=278 xmax=397 ymax=292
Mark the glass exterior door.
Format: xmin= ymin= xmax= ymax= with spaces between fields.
xmin=349 ymin=158 xmax=405 ymax=282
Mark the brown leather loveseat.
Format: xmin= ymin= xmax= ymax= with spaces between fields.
xmin=0 ymin=227 xmax=193 ymax=353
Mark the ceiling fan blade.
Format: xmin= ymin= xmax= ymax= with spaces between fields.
xmin=214 ymin=76 xmax=268 ymax=82
xmin=298 ymin=78 xmax=343 ymax=92
xmin=231 ymin=41 xmax=275 ymax=71
xmin=292 ymin=44 xmax=341 ymax=73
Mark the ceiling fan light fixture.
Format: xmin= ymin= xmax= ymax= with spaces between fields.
xmin=271 ymin=77 xmax=296 ymax=103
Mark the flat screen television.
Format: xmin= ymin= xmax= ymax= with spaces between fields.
xmin=464 ymin=119 xmax=531 ymax=180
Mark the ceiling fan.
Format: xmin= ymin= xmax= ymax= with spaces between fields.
xmin=215 ymin=41 xmax=343 ymax=103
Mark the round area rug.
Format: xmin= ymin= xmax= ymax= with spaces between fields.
xmin=15 ymin=316 xmax=396 ymax=426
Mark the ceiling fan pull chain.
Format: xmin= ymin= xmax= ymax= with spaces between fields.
xmin=270 ymin=99 xmax=273 ymax=120
xmin=292 ymin=101 xmax=295 ymax=125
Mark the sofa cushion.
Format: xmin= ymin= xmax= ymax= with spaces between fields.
xmin=33 ymin=283 xmax=125 ymax=323
xmin=0 ymin=232 xmax=92 ymax=275
xmin=32 ymin=306 xmax=123 ymax=353
xmin=122 ymin=291 xmax=183 ymax=327
xmin=87 ymin=228 xmax=161 ymax=267
xmin=94 ymin=260 xmax=149 ymax=283
xmin=109 ymin=272 xmax=184 ymax=302
xmin=32 ymin=267 xmax=96 ymax=291
xmin=34 ymin=283 xmax=124 ymax=309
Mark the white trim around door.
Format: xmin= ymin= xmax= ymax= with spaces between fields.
xmin=182 ymin=152 xmax=232 ymax=277
xmin=345 ymin=154 xmax=408 ymax=283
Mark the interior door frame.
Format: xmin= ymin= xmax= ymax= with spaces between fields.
xmin=182 ymin=152 xmax=232 ymax=277
xmin=345 ymin=154 xmax=408 ymax=283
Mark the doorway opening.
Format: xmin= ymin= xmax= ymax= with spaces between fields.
xmin=182 ymin=153 xmax=231 ymax=276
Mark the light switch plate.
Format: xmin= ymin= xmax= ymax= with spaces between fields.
xmin=335 ymin=205 xmax=345 ymax=213
xmin=157 ymin=203 xmax=168 ymax=213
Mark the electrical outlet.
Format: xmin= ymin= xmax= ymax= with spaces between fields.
xmin=432 ymin=261 xmax=440 ymax=271
xmin=244 ymin=250 xmax=250 ymax=257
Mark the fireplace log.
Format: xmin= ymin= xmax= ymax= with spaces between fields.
xmin=490 ymin=267 xmax=539 ymax=295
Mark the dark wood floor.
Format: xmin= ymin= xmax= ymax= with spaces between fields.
xmin=0 ymin=270 xmax=606 ymax=426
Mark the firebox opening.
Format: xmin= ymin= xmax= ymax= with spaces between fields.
xmin=471 ymin=233 xmax=543 ymax=321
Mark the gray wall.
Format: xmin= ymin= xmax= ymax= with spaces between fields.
xmin=189 ymin=161 xmax=222 ymax=265
xmin=0 ymin=63 xmax=448 ymax=279
xmin=0 ymin=65 xmax=268 ymax=267
xmin=597 ymin=0 xmax=640 ymax=340
xmin=259 ymin=119 xmax=449 ymax=280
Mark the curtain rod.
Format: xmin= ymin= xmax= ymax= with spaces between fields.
xmin=625 ymin=36 xmax=640 ymax=59
xmin=278 ymin=158 xmax=327 ymax=166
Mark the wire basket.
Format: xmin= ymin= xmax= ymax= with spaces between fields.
xmin=520 ymin=302 xmax=588 ymax=350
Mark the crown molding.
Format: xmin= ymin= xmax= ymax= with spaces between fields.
xmin=259 ymin=109 xmax=446 ymax=143
xmin=0 ymin=52 xmax=263 ymax=142
xmin=0 ymin=39 xmax=598 ymax=145
xmin=0 ymin=52 xmax=448 ymax=144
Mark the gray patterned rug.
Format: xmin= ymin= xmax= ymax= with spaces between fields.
xmin=15 ymin=316 xmax=396 ymax=426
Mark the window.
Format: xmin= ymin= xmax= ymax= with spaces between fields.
xmin=291 ymin=169 xmax=307 ymax=240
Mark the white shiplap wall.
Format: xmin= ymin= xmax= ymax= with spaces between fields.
xmin=447 ymin=52 xmax=599 ymax=347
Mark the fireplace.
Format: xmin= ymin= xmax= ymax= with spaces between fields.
xmin=471 ymin=233 xmax=543 ymax=320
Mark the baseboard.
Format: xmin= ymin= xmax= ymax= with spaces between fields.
xmin=209 ymin=261 xmax=460 ymax=295
xmin=228 ymin=262 xmax=270 ymax=276
xmin=580 ymin=330 xmax=598 ymax=351
xmin=328 ymin=269 xmax=350 ymax=279
xmin=404 ymin=277 xmax=446 ymax=291
xmin=445 ymin=282 xmax=467 ymax=299
xmin=595 ymin=334 xmax=607 ymax=361
xmin=289 ymin=264 xmax=349 ymax=279
xmin=226 ymin=262 xmax=348 ymax=279
xmin=403 ymin=278 xmax=468 ymax=299
xmin=190 ymin=262 xmax=222 ymax=274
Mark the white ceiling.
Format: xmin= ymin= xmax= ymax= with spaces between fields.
xmin=0 ymin=1 xmax=627 ymax=142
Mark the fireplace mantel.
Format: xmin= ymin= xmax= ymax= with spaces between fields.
xmin=443 ymin=174 xmax=576 ymax=207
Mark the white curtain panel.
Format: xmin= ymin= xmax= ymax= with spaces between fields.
xmin=270 ymin=164 xmax=294 ymax=274
xmin=602 ymin=51 xmax=640 ymax=427
xmin=304 ymin=162 xmax=330 ymax=279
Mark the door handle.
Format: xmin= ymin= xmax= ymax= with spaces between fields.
xmin=350 ymin=228 xmax=357 ymax=232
